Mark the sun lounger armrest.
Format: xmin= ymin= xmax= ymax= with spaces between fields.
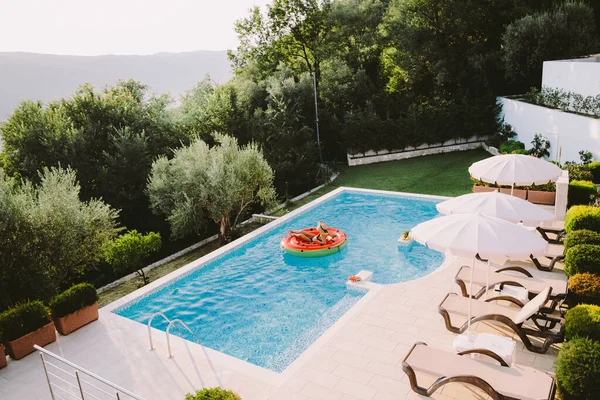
xmin=484 ymin=295 xmax=525 ymax=307
xmin=457 ymin=348 xmax=509 ymax=367
xmin=496 ymin=266 xmax=533 ymax=278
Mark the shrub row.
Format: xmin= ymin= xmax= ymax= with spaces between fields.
xmin=588 ymin=161 xmax=600 ymax=184
xmin=0 ymin=283 xmax=97 ymax=343
xmin=568 ymin=180 xmax=597 ymax=207
xmin=564 ymin=244 xmax=600 ymax=276
xmin=569 ymin=273 xmax=600 ymax=306
xmin=556 ymin=337 xmax=600 ymax=400
xmin=564 ymin=230 xmax=600 ymax=250
xmin=565 ymin=206 xmax=600 ymax=233
xmin=566 ymin=164 xmax=594 ymax=182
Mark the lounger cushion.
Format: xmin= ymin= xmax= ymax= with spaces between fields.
xmin=406 ymin=344 xmax=554 ymax=400
xmin=457 ymin=267 xmax=567 ymax=295
xmin=514 ymin=287 xmax=551 ymax=324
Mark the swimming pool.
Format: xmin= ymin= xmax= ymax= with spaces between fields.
xmin=115 ymin=190 xmax=444 ymax=372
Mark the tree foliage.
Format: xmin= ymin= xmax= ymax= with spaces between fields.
xmin=148 ymin=134 xmax=277 ymax=243
xmin=105 ymin=230 xmax=161 ymax=285
xmin=502 ymin=1 xmax=600 ymax=89
xmin=0 ymin=167 xmax=120 ymax=310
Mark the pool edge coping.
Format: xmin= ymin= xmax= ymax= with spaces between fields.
xmin=101 ymin=187 xmax=452 ymax=385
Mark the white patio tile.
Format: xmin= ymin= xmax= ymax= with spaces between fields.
xmin=333 ymin=378 xmax=378 ymax=400
xmin=333 ymin=364 xmax=374 ymax=384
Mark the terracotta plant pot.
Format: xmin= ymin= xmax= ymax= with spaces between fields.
xmin=54 ymin=302 xmax=99 ymax=336
xmin=527 ymin=190 xmax=556 ymax=205
xmin=499 ymin=188 xmax=527 ymax=200
xmin=0 ymin=344 xmax=7 ymax=369
xmin=472 ymin=185 xmax=496 ymax=193
xmin=5 ymin=322 xmax=56 ymax=360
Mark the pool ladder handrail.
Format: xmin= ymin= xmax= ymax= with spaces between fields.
xmin=147 ymin=312 xmax=202 ymax=358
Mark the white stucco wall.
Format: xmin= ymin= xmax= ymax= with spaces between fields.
xmin=542 ymin=57 xmax=600 ymax=97
xmin=499 ymin=97 xmax=600 ymax=163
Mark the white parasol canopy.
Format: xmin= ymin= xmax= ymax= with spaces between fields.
xmin=436 ymin=190 xmax=554 ymax=225
xmin=469 ymin=154 xmax=562 ymax=186
xmin=411 ymin=213 xmax=548 ymax=260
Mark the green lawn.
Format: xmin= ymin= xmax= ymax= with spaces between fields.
xmin=100 ymin=149 xmax=489 ymax=305
xmin=273 ymin=149 xmax=490 ymax=215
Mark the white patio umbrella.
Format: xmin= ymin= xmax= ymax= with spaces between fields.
xmin=469 ymin=154 xmax=562 ymax=194
xmin=436 ymin=190 xmax=554 ymax=225
xmin=411 ymin=213 xmax=548 ymax=332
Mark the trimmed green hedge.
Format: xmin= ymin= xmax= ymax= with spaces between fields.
xmin=588 ymin=162 xmax=600 ymax=184
xmin=499 ymin=140 xmax=525 ymax=154
xmin=568 ymin=180 xmax=597 ymax=207
xmin=565 ymin=230 xmax=600 ymax=251
xmin=565 ymin=206 xmax=600 ymax=233
xmin=49 ymin=283 xmax=98 ymax=319
xmin=556 ymin=337 xmax=600 ymax=400
xmin=565 ymin=304 xmax=600 ymax=341
xmin=569 ymin=273 xmax=600 ymax=306
xmin=565 ymin=245 xmax=600 ymax=276
xmin=185 ymin=388 xmax=242 ymax=400
xmin=0 ymin=301 xmax=51 ymax=342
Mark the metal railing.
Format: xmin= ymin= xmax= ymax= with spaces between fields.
xmin=147 ymin=312 xmax=201 ymax=358
xmin=35 ymin=345 xmax=145 ymax=400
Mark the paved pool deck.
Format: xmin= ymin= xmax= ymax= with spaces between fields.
xmin=0 ymin=253 xmax=563 ymax=400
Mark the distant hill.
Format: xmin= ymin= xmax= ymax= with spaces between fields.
xmin=0 ymin=51 xmax=232 ymax=120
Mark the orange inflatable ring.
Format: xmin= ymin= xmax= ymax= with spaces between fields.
xmin=281 ymin=227 xmax=347 ymax=257
xmin=348 ymin=276 xmax=361 ymax=282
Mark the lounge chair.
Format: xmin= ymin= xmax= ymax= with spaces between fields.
xmin=476 ymin=253 xmax=564 ymax=273
xmin=455 ymin=265 xmax=567 ymax=311
xmin=537 ymin=226 xmax=565 ymax=245
xmin=402 ymin=342 xmax=556 ymax=400
xmin=438 ymin=287 xmax=564 ymax=353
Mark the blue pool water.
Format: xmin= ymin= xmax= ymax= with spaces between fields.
xmin=115 ymin=191 xmax=444 ymax=372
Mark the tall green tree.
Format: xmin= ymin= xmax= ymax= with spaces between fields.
xmin=502 ymin=1 xmax=600 ymax=90
xmin=147 ymin=134 xmax=276 ymax=243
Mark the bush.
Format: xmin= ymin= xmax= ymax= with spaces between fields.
xmin=185 ymin=388 xmax=242 ymax=400
xmin=499 ymin=140 xmax=525 ymax=154
xmin=569 ymin=274 xmax=600 ymax=306
xmin=49 ymin=283 xmax=98 ymax=319
xmin=565 ymin=304 xmax=600 ymax=341
xmin=565 ymin=245 xmax=600 ymax=276
xmin=588 ymin=162 xmax=600 ymax=184
xmin=565 ymin=206 xmax=600 ymax=233
xmin=567 ymin=164 xmax=594 ymax=182
xmin=565 ymin=230 xmax=600 ymax=251
xmin=568 ymin=180 xmax=597 ymax=207
xmin=0 ymin=301 xmax=52 ymax=342
xmin=555 ymin=337 xmax=600 ymax=400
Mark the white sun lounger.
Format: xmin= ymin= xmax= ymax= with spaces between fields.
xmin=402 ymin=342 xmax=556 ymax=400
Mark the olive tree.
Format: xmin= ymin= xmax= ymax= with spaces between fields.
xmin=147 ymin=134 xmax=276 ymax=243
xmin=0 ymin=167 xmax=120 ymax=310
xmin=105 ymin=230 xmax=161 ymax=285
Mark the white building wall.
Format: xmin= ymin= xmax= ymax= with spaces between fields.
xmin=499 ymin=97 xmax=600 ymax=163
xmin=542 ymin=58 xmax=600 ymax=97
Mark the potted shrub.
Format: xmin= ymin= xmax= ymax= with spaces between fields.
xmin=0 ymin=301 xmax=55 ymax=360
xmin=50 ymin=283 xmax=99 ymax=336
xmin=185 ymin=388 xmax=241 ymax=400
xmin=526 ymin=182 xmax=556 ymax=205
xmin=0 ymin=327 xmax=6 ymax=369
xmin=555 ymin=337 xmax=600 ymax=400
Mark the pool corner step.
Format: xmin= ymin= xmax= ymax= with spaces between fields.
xmin=347 ymin=270 xmax=377 ymax=290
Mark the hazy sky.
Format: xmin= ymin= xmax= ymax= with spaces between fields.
xmin=0 ymin=0 xmax=272 ymax=55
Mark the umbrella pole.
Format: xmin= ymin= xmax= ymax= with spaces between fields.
xmin=468 ymin=257 xmax=474 ymax=335
xmin=485 ymin=260 xmax=490 ymax=299
xmin=511 ymin=183 xmax=514 ymax=196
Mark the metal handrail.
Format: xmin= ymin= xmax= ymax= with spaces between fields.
xmin=147 ymin=311 xmax=171 ymax=350
xmin=35 ymin=345 xmax=145 ymax=400
xmin=165 ymin=319 xmax=202 ymax=358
